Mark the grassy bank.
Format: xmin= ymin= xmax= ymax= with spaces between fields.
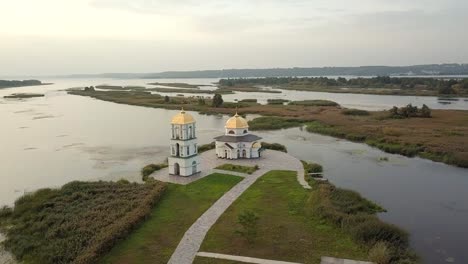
xmin=248 ymin=116 xmax=303 ymax=130
xmin=304 ymin=120 xmax=468 ymax=167
xmin=100 ymin=173 xmax=242 ymax=264
xmin=67 ymin=89 xmax=468 ymax=168
xmin=302 ymin=164 xmax=417 ymax=264
xmin=141 ymin=163 xmax=168 ymax=181
xmin=0 ymin=181 xmax=167 ymax=264
xmin=200 ymin=170 xmax=372 ymax=263
xmin=215 ymin=164 xmax=259 ymax=174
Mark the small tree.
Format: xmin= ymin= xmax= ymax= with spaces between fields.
xmin=164 ymin=95 xmax=170 ymax=103
xmin=236 ymin=210 xmax=259 ymax=244
xmin=198 ymin=98 xmax=206 ymax=105
xmin=420 ymin=104 xmax=432 ymax=118
xmin=212 ymin=93 xmax=223 ymax=107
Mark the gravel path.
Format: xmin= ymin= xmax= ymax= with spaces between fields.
xmin=166 ymin=150 xmax=307 ymax=264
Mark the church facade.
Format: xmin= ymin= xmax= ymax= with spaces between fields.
xmin=168 ymin=109 xmax=201 ymax=176
xmin=214 ymin=112 xmax=262 ymax=159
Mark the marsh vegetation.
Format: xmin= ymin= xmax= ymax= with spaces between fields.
xmin=0 ymin=181 xmax=167 ymax=264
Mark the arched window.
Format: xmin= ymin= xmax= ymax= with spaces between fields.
xmin=243 ymin=130 xmax=248 ymax=134
xmin=187 ymin=146 xmax=190 ymax=156
xmin=228 ymin=130 xmax=235 ymax=134
xmin=188 ymin=126 xmax=193 ymax=139
xmin=192 ymin=160 xmax=197 ymax=174
xmin=175 ymin=126 xmax=180 ymax=139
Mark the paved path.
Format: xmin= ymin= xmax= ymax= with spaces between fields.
xmin=320 ymin=257 xmax=374 ymax=264
xmin=164 ymin=150 xmax=307 ymax=264
xmin=197 ymin=252 xmax=303 ymax=264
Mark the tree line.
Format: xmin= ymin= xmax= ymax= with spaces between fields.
xmin=219 ymin=77 xmax=468 ymax=94
xmin=0 ymin=80 xmax=42 ymax=88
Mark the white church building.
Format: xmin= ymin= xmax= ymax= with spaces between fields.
xmin=214 ymin=112 xmax=262 ymax=159
xmin=168 ymin=109 xmax=201 ymax=176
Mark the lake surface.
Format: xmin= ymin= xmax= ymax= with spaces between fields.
xmin=1 ymin=79 xmax=468 ymax=264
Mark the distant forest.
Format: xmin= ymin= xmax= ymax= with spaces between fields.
xmin=0 ymin=80 xmax=42 ymax=89
xmin=61 ymin=64 xmax=468 ymax=79
xmin=219 ymin=76 xmax=468 ymax=95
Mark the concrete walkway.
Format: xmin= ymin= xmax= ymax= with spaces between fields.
xmin=197 ymin=252 xmax=303 ymax=264
xmin=160 ymin=150 xmax=307 ymax=264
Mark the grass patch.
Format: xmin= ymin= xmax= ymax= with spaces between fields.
xmin=248 ymin=116 xmax=303 ymax=131
xmin=141 ymin=163 xmax=168 ymax=181
xmin=342 ymin=109 xmax=370 ymax=116
xmin=215 ymin=164 xmax=259 ymax=174
xmin=266 ymin=99 xmax=289 ymax=105
xmin=289 ymin=99 xmax=339 ymax=106
xmin=200 ymin=170 xmax=370 ymax=263
xmin=302 ymin=161 xmax=323 ymax=174
xmin=0 ymin=181 xmax=167 ymax=264
xmin=260 ymin=142 xmax=287 ymax=153
xmin=306 ymin=121 xmax=347 ymax=138
xmin=101 ymin=173 xmax=243 ymax=264
xmin=365 ymin=138 xmax=424 ymax=157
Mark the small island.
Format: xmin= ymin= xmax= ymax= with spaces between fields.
xmin=4 ymin=93 xmax=45 ymax=99
xmin=0 ymin=80 xmax=48 ymax=89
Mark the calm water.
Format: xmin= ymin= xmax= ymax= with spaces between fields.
xmin=1 ymin=79 xmax=468 ymax=263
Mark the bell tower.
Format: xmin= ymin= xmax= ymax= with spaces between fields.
xmin=168 ymin=109 xmax=201 ymax=176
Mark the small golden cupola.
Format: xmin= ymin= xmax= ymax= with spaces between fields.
xmin=171 ymin=108 xmax=195 ymax=125
xmin=225 ymin=112 xmax=248 ymax=129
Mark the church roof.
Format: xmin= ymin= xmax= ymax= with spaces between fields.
xmin=225 ymin=113 xmax=248 ymax=129
xmin=214 ymin=134 xmax=262 ymax=143
xmin=171 ymin=109 xmax=195 ymax=125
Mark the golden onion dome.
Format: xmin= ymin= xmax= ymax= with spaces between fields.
xmin=225 ymin=113 xmax=249 ymax=129
xmin=171 ymin=109 xmax=195 ymax=124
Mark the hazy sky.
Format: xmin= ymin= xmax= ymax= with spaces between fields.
xmin=1 ymin=0 xmax=467 ymax=75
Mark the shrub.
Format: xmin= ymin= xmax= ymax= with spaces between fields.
xmin=117 ymin=179 xmax=130 ymax=184
xmin=141 ymin=163 xmax=168 ymax=181
xmin=304 ymin=162 xmax=323 ymax=173
xmin=368 ymin=242 xmax=392 ymax=264
xmin=388 ymin=104 xmax=432 ymax=119
xmin=198 ymin=142 xmax=216 ymax=153
xmin=342 ymin=109 xmax=370 ymax=116
xmin=261 ymin=142 xmax=287 ymax=153
xmin=351 ymin=220 xmax=409 ymax=249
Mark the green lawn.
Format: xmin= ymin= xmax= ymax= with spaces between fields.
xmin=199 ymin=170 xmax=369 ymax=264
xmin=100 ymin=174 xmax=243 ymax=264
xmin=215 ymin=164 xmax=258 ymax=174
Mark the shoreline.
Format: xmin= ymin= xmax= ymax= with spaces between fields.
xmin=67 ymin=89 xmax=468 ymax=169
